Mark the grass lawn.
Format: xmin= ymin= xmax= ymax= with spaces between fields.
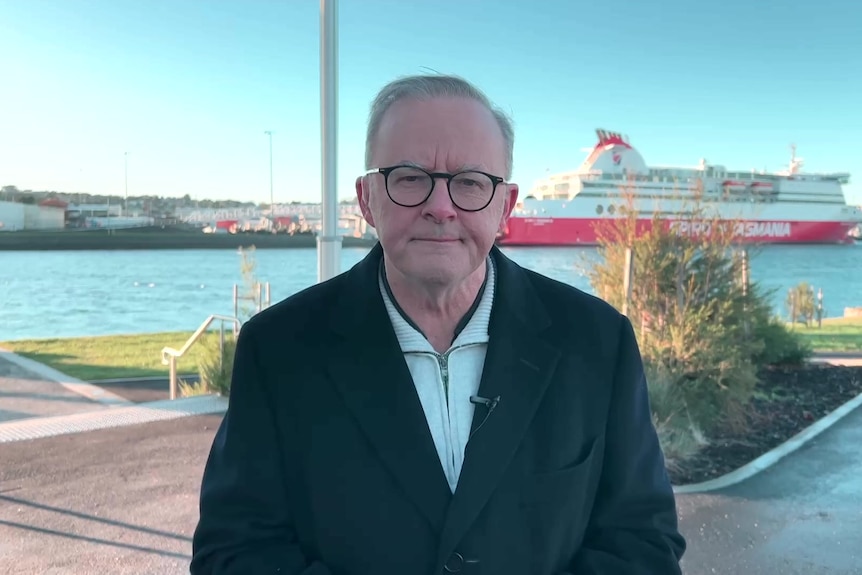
xmin=2 ymin=316 xmax=859 ymax=383
xmin=790 ymin=316 xmax=862 ymax=353
xmin=0 ymin=331 xmax=227 ymax=381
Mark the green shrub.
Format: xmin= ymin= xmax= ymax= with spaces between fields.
xmin=197 ymin=334 xmax=236 ymax=396
xmin=587 ymin=188 xmax=810 ymax=456
xmin=785 ymin=282 xmax=817 ymax=326
xmin=179 ymin=378 xmax=211 ymax=397
xmin=645 ymin=362 xmax=706 ymax=473
xmin=588 ymin=194 xmax=761 ymax=434
xmin=751 ymin=317 xmax=812 ymax=366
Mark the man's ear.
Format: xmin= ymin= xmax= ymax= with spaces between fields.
xmin=498 ymin=183 xmax=519 ymax=233
xmin=356 ymin=175 xmax=375 ymax=227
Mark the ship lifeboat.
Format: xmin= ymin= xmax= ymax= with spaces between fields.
xmin=722 ymin=180 xmax=747 ymax=193
xmin=750 ymin=181 xmax=775 ymax=193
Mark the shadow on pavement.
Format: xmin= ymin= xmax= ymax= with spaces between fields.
xmin=0 ymin=494 xmax=192 ymax=551
xmin=0 ymin=519 xmax=191 ymax=561
xmin=90 ymin=375 xmax=199 ymax=404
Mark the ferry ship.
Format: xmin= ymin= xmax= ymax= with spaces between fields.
xmin=498 ymin=129 xmax=862 ymax=246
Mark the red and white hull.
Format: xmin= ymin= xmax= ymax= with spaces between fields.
xmin=499 ymin=217 xmax=858 ymax=246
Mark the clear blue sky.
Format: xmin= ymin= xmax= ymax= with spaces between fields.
xmin=1 ymin=0 xmax=859 ymax=205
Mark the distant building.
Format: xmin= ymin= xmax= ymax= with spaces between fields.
xmin=0 ymin=200 xmax=65 ymax=231
xmin=67 ymin=203 xmax=122 ymax=218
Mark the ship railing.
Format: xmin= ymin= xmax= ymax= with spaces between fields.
xmin=161 ymin=314 xmax=241 ymax=400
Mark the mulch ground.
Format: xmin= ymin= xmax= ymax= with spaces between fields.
xmin=668 ymin=363 xmax=862 ymax=486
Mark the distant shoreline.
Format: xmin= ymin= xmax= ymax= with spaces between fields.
xmin=3 ymin=227 xmax=857 ymax=252
xmin=0 ymin=228 xmax=379 ymax=251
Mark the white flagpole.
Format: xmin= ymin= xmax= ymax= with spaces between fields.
xmin=318 ymin=0 xmax=341 ymax=283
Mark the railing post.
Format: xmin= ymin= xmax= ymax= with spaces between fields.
xmin=219 ymin=320 xmax=225 ymax=370
xmin=169 ymin=356 xmax=178 ymax=400
xmin=162 ymin=314 xmax=241 ymax=399
xmin=622 ymin=246 xmax=634 ymax=316
xmin=817 ymin=288 xmax=823 ymax=328
xmin=233 ymin=284 xmax=238 ymax=320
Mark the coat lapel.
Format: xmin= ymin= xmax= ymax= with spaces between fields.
xmin=438 ymin=247 xmax=561 ymax=558
xmin=324 ymin=243 xmax=452 ymax=532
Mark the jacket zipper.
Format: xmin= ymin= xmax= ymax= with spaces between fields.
xmin=437 ymin=354 xmax=450 ymax=397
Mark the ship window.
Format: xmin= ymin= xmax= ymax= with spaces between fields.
xmin=608 ymin=204 xmax=616 ymax=214
xmin=596 ymin=204 xmax=604 ymax=214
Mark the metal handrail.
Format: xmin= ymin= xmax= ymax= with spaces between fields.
xmin=161 ymin=314 xmax=241 ymax=400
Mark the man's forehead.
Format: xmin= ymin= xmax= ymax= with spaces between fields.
xmin=381 ymin=96 xmax=495 ymax=126
xmin=372 ymin=98 xmax=505 ymax=171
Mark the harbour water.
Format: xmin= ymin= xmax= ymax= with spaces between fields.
xmin=1 ymin=244 xmax=860 ymax=341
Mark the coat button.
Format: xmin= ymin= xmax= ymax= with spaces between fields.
xmin=444 ymin=552 xmax=464 ymax=573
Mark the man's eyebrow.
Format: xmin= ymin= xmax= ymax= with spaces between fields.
xmin=395 ymin=160 xmax=426 ymax=169
xmin=456 ymin=164 xmax=487 ymax=172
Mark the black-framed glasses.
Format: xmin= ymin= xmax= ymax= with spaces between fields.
xmin=365 ymin=165 xmax=504 ymax=212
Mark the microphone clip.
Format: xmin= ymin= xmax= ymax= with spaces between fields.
xmin=469 ymin=394 xmax=501 ymax=412
xmin=468 ymin=395 xmax=501 ymax=442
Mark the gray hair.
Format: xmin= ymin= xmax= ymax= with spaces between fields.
xmin=364 ymin=74 xmax=515 ymax=179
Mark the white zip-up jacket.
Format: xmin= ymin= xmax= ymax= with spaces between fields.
xmin=379 ymin=257 xmax=495 ymax=493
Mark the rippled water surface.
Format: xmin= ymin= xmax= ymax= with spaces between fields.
xmin=1 ymin=244 xmax=859 ymax=340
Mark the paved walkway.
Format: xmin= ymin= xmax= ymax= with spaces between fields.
xmin=0 ymin=354 xmax=110 ymax=423
xmin=810 ymin=352 xmax=862 ymax=367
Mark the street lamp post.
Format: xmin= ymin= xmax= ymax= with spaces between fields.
xmin=124 ymin=151 xmax=128 ymax=217
xmin=318 ymin=0 xmax=341 ymax=283
xmin=264 ymin=130 xmax=274 ymax=216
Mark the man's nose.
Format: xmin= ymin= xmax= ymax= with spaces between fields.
xmin=421 ymin=178 xmax=457 ymax=220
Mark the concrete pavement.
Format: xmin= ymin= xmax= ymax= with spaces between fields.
xmin=0 ymin=352 xmax=223 ymax=444
xmin=0 ymin=349 xmax=132 ymax=422
xmin=0 ymin=415 xmax=221 ymax=575
xmin=0 ymin=353 xmax=112 ymax=423
xmin=809 ymin=352 xmax=862 ymax=367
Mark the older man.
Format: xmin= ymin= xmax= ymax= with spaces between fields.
xmin=191 ymin=74 xmax=685 ymax=575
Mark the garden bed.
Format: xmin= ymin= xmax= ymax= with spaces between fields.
xmin=669 ymin=363 xmax=862 ymax=486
